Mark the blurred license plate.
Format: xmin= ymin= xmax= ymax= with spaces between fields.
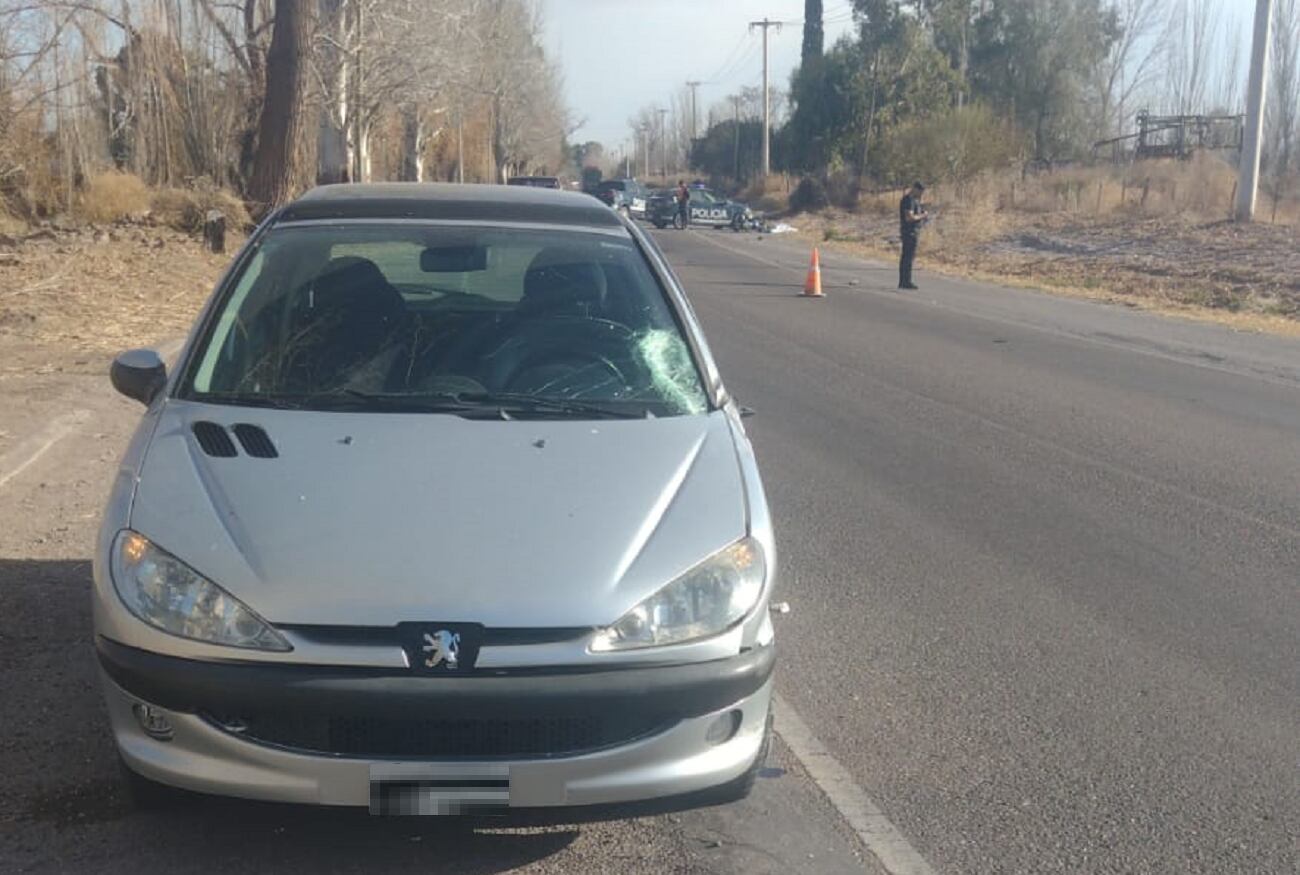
xmin=369 ymin=763 xmax=509 ymax=815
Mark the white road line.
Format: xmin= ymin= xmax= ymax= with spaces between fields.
xmin=0 ymin=409 xmax=91 ymax=491
xmin=774 ymin=693 xmax=937 ymax=875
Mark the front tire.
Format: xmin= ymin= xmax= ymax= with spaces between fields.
xmin=653 ymin=220 xmax=667 ymax=229
xmin=117 ymin=755 xmax=181 ymax=811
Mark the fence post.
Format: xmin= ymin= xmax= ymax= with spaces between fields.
xmin=203 ymin=210 xmax=226 ymax=253
xmin=1228 ymin=180 xmax=1239 ymax=219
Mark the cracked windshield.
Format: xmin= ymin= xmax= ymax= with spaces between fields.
xmin=186 ymin=225 xmax=708 ymax=416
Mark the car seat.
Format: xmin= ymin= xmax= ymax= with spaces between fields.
xmin=281 ymin=256 xmax=411 ymax=392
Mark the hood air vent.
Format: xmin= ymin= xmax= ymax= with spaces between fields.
xmin=192 ymin=421 xmax=238 ymax=458
xmin=232 ymin=423 xmax=279 ymax=459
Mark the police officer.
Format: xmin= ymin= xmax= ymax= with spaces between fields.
xmin=898 ymin=181 xmax=927 ymax=290
xmin=675 ymin=179 xmax=690 ymax=229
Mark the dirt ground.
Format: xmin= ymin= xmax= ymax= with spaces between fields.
xmin=796 ymin=208 xmax=1300 ymax=333
xmin=0 ymin=220 xmax=236 ymax=376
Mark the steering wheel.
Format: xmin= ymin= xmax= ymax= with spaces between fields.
xmin=506 ymin=348 xmax=628 ymax=394
xmin=492 ymin=317 xmax=638 ymax=394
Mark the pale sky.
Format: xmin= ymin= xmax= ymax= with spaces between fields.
xmin=540 ymin=1 xmax=859 ymax=149
xmin=541 ymin=1 xmax=1258 ymax=151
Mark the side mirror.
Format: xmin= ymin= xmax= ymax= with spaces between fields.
xmin=110 ymin=349 xmax=167 ymax=406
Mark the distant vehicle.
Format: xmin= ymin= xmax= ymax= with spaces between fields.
xmin=646 ymin=186 xmax=754 ymax=231
xmin=591 ymin=178 xmax=647 ymax=217
xmin=506 ymin=176 xmax=561 ymax=189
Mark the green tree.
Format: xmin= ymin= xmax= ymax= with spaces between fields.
xmin=802 ymin=0 xmax=825 ymax=63
xmin=690 ymin=119 xmax=769 ymax=183
xmin=968 ymin=0 xmax=1119 ymax=159
xmin=876 ymin=103 xmax=1021 ymax=187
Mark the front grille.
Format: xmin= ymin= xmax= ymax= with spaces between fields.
xmin=202 ymin=710 xmax=672 ymax=759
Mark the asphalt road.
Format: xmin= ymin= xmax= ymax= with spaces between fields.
xmin=1 ymin=224 xmax=1296 ymax=874
xmin=653 ymin=227 xmax=1300 ymax=874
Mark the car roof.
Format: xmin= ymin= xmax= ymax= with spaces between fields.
xmin=277 ymin=183 xmax=621 ymax=228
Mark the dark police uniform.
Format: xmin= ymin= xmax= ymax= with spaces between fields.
xmin=899 ymin=191 xmax=924 ymax=288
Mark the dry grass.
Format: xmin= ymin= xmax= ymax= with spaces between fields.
xmin=740 ymin=175 xmax=793 ymax=213
xmin=150 ymin=185 xmax=251 ymax=233
xmin=0 ymin=225 xmax=239 ymax=369
xmin=73 ymin=172 xmax=153 ymax=224
xmin=0 ymin=211 xmax=27 ymax=236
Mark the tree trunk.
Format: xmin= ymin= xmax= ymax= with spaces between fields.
xmin=248 ymin=0 xmax=313 ymax=217
xmin=316 ymin=0 xmax=349 ymax=184
xmin=401 ymin=108 xmax=424 ymax=182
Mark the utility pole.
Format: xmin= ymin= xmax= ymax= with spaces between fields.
xmin=639 ymin=125 xmax=649 ymax=178
xmin=1236 ymin=0 xmax=1274 ymax=222
xmin=657 ymin=107 xmax=670 ymax=178
xmin=749 ymin=17 xmax=781 ymax=179
xmin=685 ymin=80 xmax=701 ymax=149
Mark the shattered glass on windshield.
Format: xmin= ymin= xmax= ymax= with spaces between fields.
xmin=184 ymin=224 xmax=711 ymax=418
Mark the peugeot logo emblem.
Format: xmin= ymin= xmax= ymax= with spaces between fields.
xmin=422 ymin=630 xmax=460 ymax=669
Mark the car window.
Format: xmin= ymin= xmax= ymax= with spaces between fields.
xmin=691 ymin=191 xmax=718 ymax=204
xmin=185 ymin=224 xmax=709 ymax=416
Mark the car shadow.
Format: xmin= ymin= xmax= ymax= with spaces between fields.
xmin=0 ymin=558 xmax=720 ymax=873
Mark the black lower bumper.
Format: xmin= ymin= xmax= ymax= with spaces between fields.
xmin=97 ymin=637 xmax=775 ymax=721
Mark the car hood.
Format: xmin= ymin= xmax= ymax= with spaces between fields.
xmin=129 ymin=401 xmax=748 ymax=628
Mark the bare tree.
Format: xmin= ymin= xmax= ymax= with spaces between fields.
xmin=1095 ymin=0 xmax=1165 ymax=139
xmin=1163 ymin=0 xmax=1221 ymax=115
xmin=1209 ymin=18 xmax=1245 ymax=112
xmin=1267 ymin=0 xmax=1300 ymax=219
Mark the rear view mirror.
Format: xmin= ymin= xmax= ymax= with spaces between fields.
xmin=110 ymin=348 xmax=167 ymax=406
xmin=421 ymin=244 xmax=487 ymax=273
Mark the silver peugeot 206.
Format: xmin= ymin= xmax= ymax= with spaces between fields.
xmin=94 ymin=183 xmax=776 ymax=813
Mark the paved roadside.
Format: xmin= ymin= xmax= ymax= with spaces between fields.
xmin=657 ymin=226 xmax=1299 ymax=874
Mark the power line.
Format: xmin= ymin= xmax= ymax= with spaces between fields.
xmin=710 ymin=38 xmax=762 ymax=85
xmin=702 ymin=31 xmax=754 ymax=84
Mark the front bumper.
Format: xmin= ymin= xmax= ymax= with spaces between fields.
xmin=99 ymin=639 xmax=774 ymax=807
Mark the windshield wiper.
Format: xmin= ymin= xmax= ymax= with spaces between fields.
xmin=328 ymin=389 xmax=510 ymax=417
xmin=193 ymin=392 xmax=308 ymax=410
xmin=458 ymin=392 xmax=654 ymax=419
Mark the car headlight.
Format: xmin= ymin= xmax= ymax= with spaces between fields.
xmin=110 ymin=531 xmax=290 ymax=651
xmin=591 ymin=538 xmax=766 ymax=651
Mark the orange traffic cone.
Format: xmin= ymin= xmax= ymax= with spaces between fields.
xmin=803 ymin=247 xmax=824 ymax=297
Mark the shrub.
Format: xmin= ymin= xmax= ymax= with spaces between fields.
xmin=150 ymin=185 xmax=251 ymax=233
xmin=877 ymin=104 xmax=1021 ymax=189
xmin=790 ymin=176 xmax=830 ymax=212
xmin=74 ymin=172 xmax=152 ymax=223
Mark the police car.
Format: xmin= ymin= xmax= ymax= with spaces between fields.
xmin=647 ymin=186 xmax=754 ymax=230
